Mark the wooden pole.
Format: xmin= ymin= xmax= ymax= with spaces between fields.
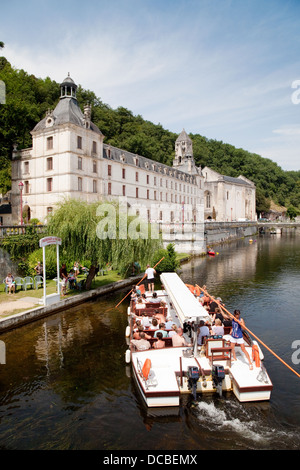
xmin=196 ymin=284 xmax=300 ymax=379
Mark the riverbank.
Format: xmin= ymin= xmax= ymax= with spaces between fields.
xmin=0 ymin=274 xmax=143 ymax=334
xmin=0 ymin=253 xmax=193 ymax=333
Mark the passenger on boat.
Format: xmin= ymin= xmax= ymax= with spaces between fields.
xmin=211 ymin=318 xmax=224 ymax=336
xmin=165 ymin=318 xmax=174 ymax=329
xmin=149 ymin=292 xmax=161 ymax=303
xmin=171 ymin=328 xmax=192 ymax=347
xmin=211 ymin=307 xmax=231 ymax=327
xmin=197 ymin=320 xmax=210 ymax=345
xmin=168 ymin=324 xmax=178 ymax=338
xmin=154 ymin=310 xmax=166 ymax=324
xmin=135 ymin=298 xmax=144 ymax=310
xmin=133 ymin=325 xmax=152 ymax=340
xmin=153 ymin=323 xmax=168 ymax=338
xmin=131 ymin=286 xmax=141 ymax=299
xmin=150 ymin=318 xmax=159 ymax=330
xmin=130 ymin=332 xmax=151 ymax=351
xmin=230 ymin=310 xmax=253 ymax=370
xmin=152 ymin=332 xmax=165 ymax=349
xmin=140 ymin=314 xmax=151 ymax=328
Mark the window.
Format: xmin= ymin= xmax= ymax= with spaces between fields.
xmin=78 ymin=157 xmax=82 ymax=170
xmin=93 ymin=160 xmax=97 ymax=173
xmin=122 ymin=168 xmax=126 ymax=179
xmin=92 ymin=141 xmax=97 ymax=154
xmin=78 ymin=177 xmax=82 ymax=191
xmin=122 ymin=185 xmax=126 ymax=196
xmin=47 ymin=157 xmax=53 ymax=171
xmin=24 ymin=181 xmax=29 ymax=194
xmin=77 ymin=136 xmax=82 ymax=149
xmin=47 ymin=207 xmax=53 ymax=215
xmin=24 ymin=161 xmax=29 ymax=174
xmin=108 ymin=182 xmax=112 ymax=195
xmin=147 ymin=189 xmax=149 ymax=199
xmin=93 ymin=180 xmax=97 ymax=193
xmin=136 ymin=188 xmax=139 ymax=198
xmin=147 ymin=175 xmax=149 ymax=184
xmin=108 ymin=164 xmax=111 ymax=176
xmin=47 ymin=178 xmax=52 ymax=192
xmin=135 ymin=172 xmax=139 ymax=182
xmin=47 ymin=136 xmax=53 ymax=150
xmin=154 ymin=191 xmax=157 ymax=200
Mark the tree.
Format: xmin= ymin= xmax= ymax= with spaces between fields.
xmin=151 ymin=243 xmax=179 ymax=273
xmin=46 ymin=199 xmax=162 ymax=289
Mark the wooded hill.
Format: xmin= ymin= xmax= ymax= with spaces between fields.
xmin=1 ymin=55 xmax=299 ymax=215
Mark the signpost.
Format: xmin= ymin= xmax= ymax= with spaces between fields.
xmin=39 ymin=236 xmax=62 ymax=306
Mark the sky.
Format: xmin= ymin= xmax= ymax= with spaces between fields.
xmin=1 ymin=0 xmax=300 ymax=171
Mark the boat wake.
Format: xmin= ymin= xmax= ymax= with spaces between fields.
xmin=195 ymin=399 xmax=300 ymax=448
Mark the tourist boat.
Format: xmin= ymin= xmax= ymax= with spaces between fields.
xmin=125 ymin=273 xmax=273 ymax=408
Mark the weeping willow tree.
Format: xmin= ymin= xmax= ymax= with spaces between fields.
xmin=46 ymin=198 xmax=162 ymax=289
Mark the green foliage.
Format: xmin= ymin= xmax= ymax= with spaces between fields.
xmin=152 ymin=243 xmax=180 ymax=273
xmin=0 ymin=232 xmax=40 ymax=260
xmin=286 ymin=206 xmax=299 ymax=220
xmin=27 ymin=247 xmax=59 ymax=279
xmin=46 ymin=198 xmax=162 ymax=280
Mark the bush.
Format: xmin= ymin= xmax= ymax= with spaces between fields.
xmin=27 ymin=247 xmax=63 ymax=279
xmin=152 ymin=243 xmax=180 ymax=273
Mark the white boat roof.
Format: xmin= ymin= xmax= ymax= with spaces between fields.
xmin=160 ymin=272 xmax=211 ymax=324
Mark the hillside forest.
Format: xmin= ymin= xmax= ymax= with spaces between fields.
xmin=0 ymin=50 xmax=299 ymax=217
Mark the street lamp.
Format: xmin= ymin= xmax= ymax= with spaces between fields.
xmin=18 ymin=181 xmax=24 ymax=225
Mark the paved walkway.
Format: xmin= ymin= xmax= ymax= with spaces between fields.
xmin=0 ymin=296 xmax=41 ymax=315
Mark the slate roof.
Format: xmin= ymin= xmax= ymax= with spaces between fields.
xmin=103 ymin=144 xmax=198 ymax=184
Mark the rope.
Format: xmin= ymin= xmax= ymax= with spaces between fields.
xmin=195 ymin=284 xmax=300 ymax=379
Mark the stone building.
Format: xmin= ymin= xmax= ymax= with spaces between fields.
xmin=202 ymin=167 xmax=256 ymax=222
xmin=10 ymin=75 xmax=205 ymax=253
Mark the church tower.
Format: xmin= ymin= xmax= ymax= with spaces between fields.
xmin=173 ymin=129 xmax=198 ymax=175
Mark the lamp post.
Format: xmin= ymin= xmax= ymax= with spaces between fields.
xmin=18 ymin=181 xmax=24 ymax=225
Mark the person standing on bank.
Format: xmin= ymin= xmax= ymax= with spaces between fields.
xmin=230 ymin=310 xmax=253 ymax=369
xmin=145 ymin=264 xmax=156 ymax=293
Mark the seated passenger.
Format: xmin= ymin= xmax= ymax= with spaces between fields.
xmin=149 ymin=292 xmax=161 ymax=303
xmin=153 ymin=323 xmax=168 ymax=338
xmin=168 ymin=324 xmax=178 ymax=338
xmin=150 ymin=318 xmax=159 ymax=330
xmin=211 ymin=318 xmax=224 ymax=336
xmin=165 ymin=318 xmax=173 ymax=329
xmin=130 ymin=332 xmax=151 ymax=351
xmin=133 ymin=325 xmax=152 ymax=340
xmin=140 ymin=314 xmax=151 ymax=328
xmin=197 ymin=320 xmax=210 ymax=345
xmin=135 ymin=298 xmax=144 ymax=310
xmin=152 ymin=332 xmax=165 ymax=349
xmin=171 ymin=327 xmax=192 ymax=347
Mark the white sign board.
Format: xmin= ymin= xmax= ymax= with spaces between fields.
xmin=39 ymin=236 xmax=62 ymax=247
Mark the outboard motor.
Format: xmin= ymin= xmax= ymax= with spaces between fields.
xmin=212 ymin=364 xmax=225 ymax=397
xmin=187 ymin=366 xmax=200 ymax=401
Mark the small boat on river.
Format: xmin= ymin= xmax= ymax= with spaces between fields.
xmin=125 ymin=273 xmax=273 ymax=408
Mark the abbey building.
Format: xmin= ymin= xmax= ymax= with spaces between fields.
xmin=9 ymin=75 xmax=256 ymax=253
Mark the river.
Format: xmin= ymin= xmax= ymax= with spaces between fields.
xmin=0 ymin=233 xmax=299 ymax=451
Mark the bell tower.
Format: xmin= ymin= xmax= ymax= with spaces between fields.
xmin=173 ymin=129 xmax=198 ymax=174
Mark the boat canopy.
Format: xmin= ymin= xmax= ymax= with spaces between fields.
xmin=160 ymin=273 xmax=211 ymax=324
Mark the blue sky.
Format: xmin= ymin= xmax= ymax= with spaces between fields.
xmin=2 ymin=0 xmax=300 ymax=171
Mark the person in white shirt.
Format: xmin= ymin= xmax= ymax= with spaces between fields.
xmin=145 ymin=264 xmax=156 ymax=292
